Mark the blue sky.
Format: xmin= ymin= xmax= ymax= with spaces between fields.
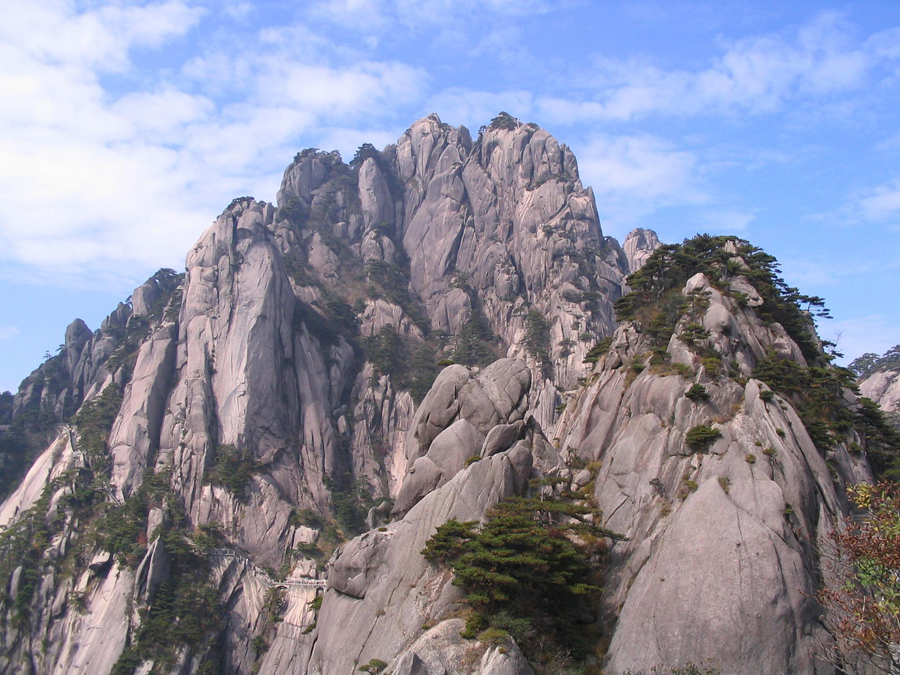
xmin=1 ymin=0 xmax=899 ymax=392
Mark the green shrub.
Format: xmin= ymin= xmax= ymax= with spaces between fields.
xmin=759 ymin=389 xmax=775 ymax=402
xmin=524 ymin=310 xmax=552 ymax=378
xmin=75 ymin=385 xmax=124 ymax=473
xmin=680 ymin=323 xmax=709 ymax=346
xmin=583 ymin=336 xmax=613 ymax=364
xmin=685 ymin=425 xmax=721 ymax=452
xmin=358 ymin=659 xmax=388 ymax=674
xmin=685 ymin=384 xmax=709 ymax=401
xmin=205 ymin=445 xmax=262 ymax=501
xmin=746 ymin=454 xmax=757 ymax=464
xmin=477 ymin=627 xmax=509 ymax=644
xmin=423 ymin=497 xmax=622 ymax=666
xmin=489 ymin=112 xmax=518 ymax=131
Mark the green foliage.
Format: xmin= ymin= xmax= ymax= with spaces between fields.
xmin=450 ymin=275 xmax=502 ymax=369
xmin=751 ymin=351 xmax=900 ymax=476
xmin=583 ymin=337 xmax=613 ymax=364
xmin=421 ymin=518 xmax=478 ymax=563
xmin=350 ymin=143 xmax=380 ymax=167
xmin=94 ymin=468 xmax=172 ymax=566
xmin=685 ymin=425 xmax=721 ymax=452
xmin=364 ymin=327 xmax=440 ymax=403
xmin=128 ymin=532 xmax=220 ymax=671
xmin=0 ymin=424 xmax=32 ymax=502
xmin=848 ymin=345 xmax=900 ymax=378
xmin=0 ymin=484 xmax=54 ymax=626
xmin=366 ymin=325 xmax=405 ymax=378
xmin=326 ymin=475 xmax=370 ymax=537
xmin=615 ymin=234 xmax=826 ymax=362
xmin=407 ymin=343 xmax=441 ymax=403
xmin=623 ymin=662 xmax=721 ymax=675
xmin=684 ymin=384 xmax=709 ymax=401
xmin=108 ymin=269 xmax=184 ymax=378
xmin=679 ymin=323 xmax=709 ymax=346
xmin=759 ymin=389 xmax=775 ymax=402
xmin=453 ymin=309 xmax=500 ymax=368
xmin=489 ymin=112 xmax=519 ymax=131
xmin=74 ymin=385 xmax=124 ymax=474
xmin=423 ymin=497 xmax=622 ymax=668
xmin=854 ymin=398 xmax=900 ymax=480
xmin=524 ymin=311 xmax=551 ymax=378
xmin=290 ymin=508 xmax=324 ymax=529
xmin=364 ymin=260 xmax=429 ymax=334
xmin=204 ymin=444 xmax=262 ymax=501
xmin=358 ymin=659 xmax=388 ymax=674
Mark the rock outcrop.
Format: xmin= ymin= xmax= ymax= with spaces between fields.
xmin=622 ymin=227 xmax=661 ymax=273
xmin=855 ymin=346 xmax=900 ymax=414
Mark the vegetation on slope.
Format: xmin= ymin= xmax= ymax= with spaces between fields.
xmin=614 ymin=234 xmax=828 ymax=362
xmin=423 ymin=496 xmax=622 ymax=674
xmin=614 ymin=234 xmax=900 ymax=479
xmin=819 ymin=481 xmax=900 ymax=674
xmin=849 ymin=345 xmax=900 ymax=378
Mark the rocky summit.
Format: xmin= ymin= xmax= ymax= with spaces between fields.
xmin=0 ymin=113 xmax=897 ymax=675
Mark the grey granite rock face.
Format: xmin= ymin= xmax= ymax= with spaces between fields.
xmin=0 ymin=117 xmax=876 ymax=675
xmin=622 ymin=227 xmax=661 ymax=274
xmin=553 ymin=265 xmax=868 ymax=675
xmin=860 ymin=368 xmax=900 ymax=413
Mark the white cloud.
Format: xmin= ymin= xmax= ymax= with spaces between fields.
xmin=0 ymin=0 xmax=427 ymax=287
xmin=810 ymin=177 xmax=900 ymax=228
xmin=538 ymin=12 xmax=888 ymax=123
xmin=858 ymin=179 xmax=900 ymax=222
xmin=576 ymin=134 xmax=706 ymax=234
xmin=308 ymin=0 xmax=554 ymax=34
xmin=0 ymin=0 xmax=204 ymax=73
xmin=0 ymin=327 xmax=20 ymax=341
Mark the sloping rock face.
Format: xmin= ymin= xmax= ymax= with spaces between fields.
xmin=553 ymin=259 xmax=872 ymax=675
xmin=0 ymin=114 xmax=883 ymax=675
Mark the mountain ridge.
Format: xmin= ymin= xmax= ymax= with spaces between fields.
xmin=0 ymin=113 xmax=896 ymax=675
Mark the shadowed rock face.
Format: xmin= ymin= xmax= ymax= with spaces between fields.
xmin=0 ymin=114 xmax=875 ymax=675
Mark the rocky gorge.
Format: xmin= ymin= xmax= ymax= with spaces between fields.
xmin=0 ymin=112 xmax=897 ymax=675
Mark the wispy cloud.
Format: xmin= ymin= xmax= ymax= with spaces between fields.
xmin=576 ymin=134 xmax=706 ymax=235
xmin=809 ymin=177 xmax=900 ymax=229
xmin=699 ymin=210 xmax=756 ymax=233
xmin=0 ymin=327 xmax=19 ymax=341
xmin=308 ymin=0 xmax=554 ymax=34
xmin=535 ymin=12 xmax=898 ymax=123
